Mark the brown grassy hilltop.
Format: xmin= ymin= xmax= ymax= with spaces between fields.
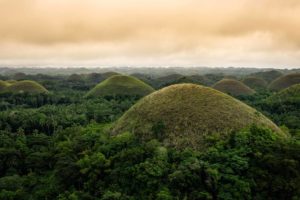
xmin=86 ymin=75 xmax=155 ymax=98
xmin=243 ymin=77 xmax=268 ymax=89
xmin=213 ymin=79 xmax=255 ymax=96
xmin=113 ymin=84 xmax=283 ymax=150
xmin=268 ymin=73 xmax=300 ymax=91
xmin=6 ymin=80 xmax=48 ymax=94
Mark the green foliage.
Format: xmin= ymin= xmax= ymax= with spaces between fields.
xmin=151 ymin=121 xmax=166 ymax=140
xmin=0 ymin=117 xmax=300 ymax=199
xmin=0 ymin=72 xmax=299 ymax=200
xmin=0 ymin=80 xmax=10 ymax=92
xmin=241 ymin=85 xmax=300 ymax=134
xmin=0 ymin=98 xmax=135 ymax=135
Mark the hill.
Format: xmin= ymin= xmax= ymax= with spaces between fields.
xmin=265 ymin=84 xmax=300 ymax=130
xmin=268 ymin=84 xmax=300 ymax=102
xmin=130 ymin=73 xmax=155 ymax=87
xmin=250 ymin=70 xmax=283 ymax=83
xmin=155 ymin=74 xmax=184 ymax=88
xmin=86 ymin=75 xmax=155 ymax=98
xmin=113 ymin=84 xmax=283 ymax=150
xmin=67 ymin=74 xmax=84 ymax=82
xmin=268 ymin=73 xmax=300 ymax=91
xmin=6 ymin=80 xmax=17 ymax=84
xmin=164 ymin=75 xmax=214 ymax=86
xmin=86 ymin=72 xmax=120 ymax=83
xmin=213 ymin=79 xmax=255 ymax=96
xmin=243 ymin=77 xmax=268 ymax=89
xmin=6 ymin=80 xmax=48 ymax=94
xmin=0 ymin=80 xmax=10 ymax=92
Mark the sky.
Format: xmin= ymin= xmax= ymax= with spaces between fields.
xmin=0 ymin=0 xmax=300 ymax=68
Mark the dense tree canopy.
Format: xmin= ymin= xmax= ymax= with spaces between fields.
xmin=0 ymin=71 xmax=299 ymax=200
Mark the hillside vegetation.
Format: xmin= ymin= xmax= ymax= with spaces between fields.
xmin=0 ymin=71 xmax=299 ymax=199
xmin=268 ymin=84 xmax=300 ymax=102
xmin=0 ymin=80 xmax=9 ymax=92
xmin=86 ymin=75 xmax=155 ymax=98
xmin=113 ymin=84 xmax=283 ymax=150
xmin=263 ymin=84 xmax=300 ymax=130
xmin=6 ymin=80 xmax=48 ymax=94
xmin=5 ymin=80 xmax=17 ymax=84
xmin=213 ymin=79 xmax=255 ymax=96
xmin=269 ymin=73 xmax=300 ymax=91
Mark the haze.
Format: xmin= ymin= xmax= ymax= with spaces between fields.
xmin=1 ymin=0 xmax=300 ymax=68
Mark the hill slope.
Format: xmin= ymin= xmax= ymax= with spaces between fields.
xmin=0 ymin=80 xmax=10 ymax=93
xmin=6 ymin=80 xmax=48 ymax=94
xmin=268 ymin=73 xmax=300 ymax=91
xmin=86 ymin=75 xmax=155 ymax=97
xmin=113 ymin=84 xmax=283 ymax=150
xmin=250 ymin=70 xmax=283 ymax=83
xmin=6 ymin=80 xmax=17 ymax=84
xmin=265 ymin=84 xmax=300 ymax=130
xmin=243 ymin=77 xmax=268 ymax=89
xmin=213 ymin=79 xmax=255 ymax=96
xmin=268 ymin=84 xmax=300 ymax=102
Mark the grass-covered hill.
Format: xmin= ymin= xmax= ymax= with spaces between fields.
xmin=154 ymin=74 xmax=184 ymax=88
xmin=268 ymin=73 xmax=300 ymax=91
xmin=213 ymin=79 xmax=255 ymax=96
xmin=160 ymin=75 xmax=208 ymax=87
xmin=250 ymin=70 xmax=283 ymax=83
xmin=113 ymin=84 xmax=283 ymax=150
xmin=268 ymin=84 xmax=300 ymax=102
xmin=5 ymin=80 xmax=17 ymax=84
xmin=86 ymin=72 xmax=120 ymax=83
xmin=243 ymin=77 xmax=268 ymax=89
xmin=6 ymin=80 xmax=48 ymax=94
xmin=86 ymin=75 xmax=155 ymax=98
xmin=67 ymin=74 xmax=84 ymax=82
xmin=130 ymin=73 xmax=156 ymax=87
xmin=67 ymin=72 xmax=120 ymax=83
xmin=264 ymin=84 xmax=300 ymax=131
xmin=0 ymin=80 xmax=10 ymax=92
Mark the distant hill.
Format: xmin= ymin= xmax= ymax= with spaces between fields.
xmin=85 ymin=72 xmax=120 ymax=83
xmin=213 ymin=79 xmax=255 ymax=96
xmin=268 ymin=84 xmax=300 ymax=102
xmin=250 ymin=70 xmax=283 ymax=83
xmin=161 ymin=75 xmax=210 ymax=86
xmin=6 ymin=80 xmax=48 ymax=94
xmin=130 ymin=73 xmax=156 ymax=87
xmin=113 ymin=84 xmax=283 ymax=150
xmin=6 ymin=80 xmax=17 ymax=84
xmin=97 ymin=72 xmax=121 ymax=82
xmin=243 ymin=77 xmax=268 ymax=89
xmin=265 ymin=84 xmax=300 ymax=130
xmin=86 ymin=75 xmax=155 ymax=98
xmin=155 ymin=74 xmax=184 ymax=88
xmin=268 ymin=73 xmax=300 ymax=91
xmin=155 ymin=74 xmax=222 ymax=88
xmin=67 ymin=74 xmax=84 ymax=82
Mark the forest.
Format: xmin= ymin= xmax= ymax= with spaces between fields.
xmin=0 ymin=69 xmax=300 ymax=200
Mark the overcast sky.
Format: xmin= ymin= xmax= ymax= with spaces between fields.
xmin=0 ymin=0 xmax=300 ymax=68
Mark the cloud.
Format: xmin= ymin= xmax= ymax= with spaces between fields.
xmin=0 ymin=0 xmax=299 ymax=67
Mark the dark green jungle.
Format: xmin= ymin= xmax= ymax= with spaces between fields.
xmin=0 ymin=67 xmax=300 ymax=200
